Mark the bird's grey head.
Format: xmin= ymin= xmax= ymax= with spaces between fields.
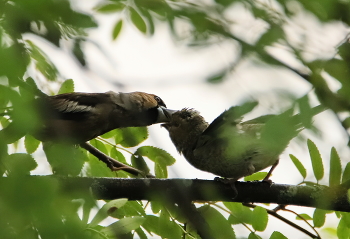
xmin=162 ymin=108 xmax=209 ymax=152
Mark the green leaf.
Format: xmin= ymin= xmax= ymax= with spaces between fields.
xmin=224 ymin=202 xmax=252 ymax=224
xmin=244 ymin=172 xmax=268 ymax=181
xmin=155 ymin=162 xmax=167 ymax=178
xmin=129 ymin=7 xmax=147 ymax=33
xmin=131 ymin=155 xmax=150 ymax=174
xmin=289 ymin=154 xmax=307 ymax=179
xmin=296 ymin=213 xmax=312 ymax=220
xmin=337 ymin=217 xmax=350 ymax=239
xmin=100 ymin=129 xmax=117 ymax=139
xmin=89 ymin=198 xmax=128 ymax=227
xmin=313 ymin=209 xmax=326 ymax=228
xmin=248 ymin=232 xmax=262 ymax=239
xmin=269 ymin=231 xmax=288 ymax=239
xmin=198 ymin=205 xmax=236 ymax=239
xmin=135 ymin=146 xmax=176 ymax=166
xmin=58 ymin=79 xmax=74 ymax=94
xmin=100 ymin=216 xmax=145 ymax=236
xmin=94 ymin=2 xmax=125 ymax=13
xmin=252 ymin=206 xmax=268 ymax=231
xmin=4 ymin=153 xmax=37 ymax=176
xmin=307 ymin=139 xmax=324 ymax=181
xmin=115 ymin=127 xmax=148 ymax=147
xmin=24 ymin=134 xmax=40 ymax=154
xmin=329 ymin=147 xmax=342 ymax=186
xmin=110 ymin=147 xmax=127 ymax=164
xmin=158 ymin=210 xmax=182 ymax=239
xmin=112 ymin=20 xmax=123 ymax=40
xmin=342 ymin=162 xmax=350 ymax=184
xmin=111 ymin=201 xmax=146 ymax=218
xmin=90 ymin=139 xmax=109 ymax=155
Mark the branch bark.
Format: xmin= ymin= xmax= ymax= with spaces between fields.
xmin=6 ymin=176 xmax=349 ymax=212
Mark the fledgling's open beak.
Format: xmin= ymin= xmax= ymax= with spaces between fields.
xmin=156 ymin=107 xmax=177 ymax=123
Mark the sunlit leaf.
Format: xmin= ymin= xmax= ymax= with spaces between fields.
xmin=307 ymin=139 xmax=324 ymax=181
xmin=244 ymin=172 xmax=268 ymax=181
xmin=224 ymin=202 xmax=252 ymax=224
xmin=89 ymin=198 xmax=128 ymax=226
xmin=100 ymin=216 xmax=145 ymax=236
xmin=329 ymin=147 xmax=342 ymax=186
xmin=248 ymin=232 xmax=262 ymax=239
xmin=155 ymin=162 xmax=167 ymax=178
xmin=24 ymin=134 xmax=40 ymax=154
xmin=94 ymin=2 xmax=125 ymax=13
xmin=313 ymin=209 xmax=327 ymax=228
xmin=342 ymin=162 xmax=350 ymax=184
xmin=115 ymin=127 xmax=148 ymax=147
xmin=129 ymin=7 xmax=147 ymax=33
xmin=337 ymin=217 xmax=350 ymax=239
xmin=252 ymin=206 xmax=268 ymax=231
xmin=296 ymin=213 xmax=312 ymax=220
xmin=269 ymin=231 xmax=288 ymax=239
xmin=135 ymin=146 xmax=175 ymax=166
xmin=112 ymin=20 xmax=123 ymax=40
xmin=58 ymin=79 xmax=74 ymax=94
xmin=289 ymin=154 xmax=307 ymax=179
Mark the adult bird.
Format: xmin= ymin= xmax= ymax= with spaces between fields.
xmin=162 ymin=102 xmax=325 ymax=182
xmin=1 ymin=91 xmax=172 ymax=144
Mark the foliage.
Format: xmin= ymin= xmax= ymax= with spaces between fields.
xmin=0 ymin=0 xmax=350 ymax=238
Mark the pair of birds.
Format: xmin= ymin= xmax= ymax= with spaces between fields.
xmin=0 ymin=90 xmax=323 ymax=180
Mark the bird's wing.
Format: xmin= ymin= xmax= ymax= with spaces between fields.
xmin=201 ymin=101 xmax=258 ymax=138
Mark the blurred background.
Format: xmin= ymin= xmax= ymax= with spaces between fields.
xmin=2 ymin=0 xmax=350 ymax=238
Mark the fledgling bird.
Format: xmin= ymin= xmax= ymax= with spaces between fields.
xmin=162 ymin=102 xmax=325 ymax=181
xmin=1 ymin=91 xmax=172 ymax=144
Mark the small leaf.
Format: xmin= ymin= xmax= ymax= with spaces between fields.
xmin=313 ymin=209 xmax=326 ymax=227
xmin=269 ymin=231 xmax=288 ymax=239
xmin=244 ymin=172 xmax=268 ymax=181
xmin=135 ymin=146 xmax=175 ymax=166
xmin=289 ymin=154 xmax=307 ymax=179
xmin=90 ymin=139 xmax=109 ymax=155
xmin=342 ymin=162 xmax=350 ymax=184
xmin=252 ymin=206 xmax=268 ymax=231
xmin=248 ymin=232 xmax=262 ymax=239
xmin=337 ymin=217 xmax=350 ymax=239
xmin=158 ymin=210 xmax=182 ymax=238
xmin=90 ymin=198 xmax=128 ymax=226
xmin=154 ymin=162 xmax=167 ymax=178
xmin=24 ymin=134 xmax=40 ymax=154
xmin=296 ymin=213 xmax=312 ymax=220
xmin=5 ymin=153 xmax=37 ymax=176
xmin=198 ymin=205 xmax=236 ymax=239
xmin=112 ymin=20 xmax=123 ymax=40
xmin=58 ymin=79 xmax=74 ymax=94
xmin=129 ymin=7 xmax=147 ymax=33
xmin=224 ymin=202 xmax=252 ymax=224
xmin=131 ymin=155 xmax=150 ymax=174
xmin=100 ymin=216 xmax=145 ymax=236
xmin=307 ymin=139 xmax=324 ymax=181
xmin=115 ymin=127 xmax=148 ymax=147
xmin=329 ymin=147 xmax=342 ymax=186
xmin=94 ymin=2 xmax=125 ymax=13
xmin=110 ymin=147 xmax=127 ymax=164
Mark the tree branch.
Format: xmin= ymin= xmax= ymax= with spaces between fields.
xmin=11 ymin=177 xmax=350 ymax=212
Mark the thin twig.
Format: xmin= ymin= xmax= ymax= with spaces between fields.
xmin=80 ymin=142 xmax=155 ymax=178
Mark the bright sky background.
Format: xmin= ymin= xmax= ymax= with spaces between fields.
xmin=24 ymin=1 xmax=350 ymax=238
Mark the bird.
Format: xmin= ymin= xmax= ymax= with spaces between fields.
xmin=162 ymin=102 xmax=325 ymax=182
xmin=0 ymin=91 xmax=173 ymax=144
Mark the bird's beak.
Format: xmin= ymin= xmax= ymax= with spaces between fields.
xmin=156 ymin=107 xmax=177 ymax=123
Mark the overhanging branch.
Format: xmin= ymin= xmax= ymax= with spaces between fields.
xmin=3 ymin=177 xmax=349 ymax=212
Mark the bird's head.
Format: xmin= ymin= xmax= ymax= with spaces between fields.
xmin=161 ymin=108 xmax=209 ymax=153
xmin=111 ymin=91 xmax=175 ymax=125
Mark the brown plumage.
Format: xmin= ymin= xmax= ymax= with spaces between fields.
xmin=1 ymin=91 xmax=171 ymax=144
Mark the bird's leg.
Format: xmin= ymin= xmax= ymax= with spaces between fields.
xmin=214 ymin=177 xmax=238 ymax=198
xmin=262 ymin=159 xmax=279 ymax=183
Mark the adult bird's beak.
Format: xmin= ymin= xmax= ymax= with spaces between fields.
xmin=157 ymin=107 xmax=177 ymax=123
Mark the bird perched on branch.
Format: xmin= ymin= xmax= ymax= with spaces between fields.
xmin=162 ymin=102 xmax=325 ymax=181
xmin=1 ymin=91 xmax=173 ymax=144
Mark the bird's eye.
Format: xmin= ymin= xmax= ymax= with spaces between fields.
xmin=154 ymin=96 xmax=166 ymax=107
